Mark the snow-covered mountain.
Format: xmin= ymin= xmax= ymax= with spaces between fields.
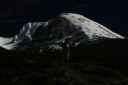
xmin=0 ymin=13 xmax=125 ymax=51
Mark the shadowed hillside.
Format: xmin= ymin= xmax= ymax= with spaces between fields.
xmin=0 ymin=39 xmax=128 ymax=85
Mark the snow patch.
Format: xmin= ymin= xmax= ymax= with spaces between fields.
xmin=0 ymin=37 xmax=16 ymax=50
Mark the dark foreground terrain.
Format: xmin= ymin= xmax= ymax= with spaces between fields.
xmin=0 ymin=39 xmax=128 ymax=85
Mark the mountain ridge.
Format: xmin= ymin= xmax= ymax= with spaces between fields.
xmin=0 ymin=13 xmax=125 ymax=51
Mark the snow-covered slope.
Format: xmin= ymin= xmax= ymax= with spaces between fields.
xmin=0 ymin=37 xmax=16 ymax=50
xmin=0 ymin=13 xmax=125 ymax=51
xmin=60 ymin=13 xmax=124 ymax=39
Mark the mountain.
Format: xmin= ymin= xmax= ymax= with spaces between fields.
xmin=0 ymin=13 xmax=125 ymax=51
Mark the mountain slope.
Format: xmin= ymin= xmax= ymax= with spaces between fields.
xmin=0 ymin=37 xmax=16 ymax=50
xmin=0 ymin=39 xmax=128 ymax=85
xmin=0 ymin=13 xmax=125 ymax=50
xmin=60 ymin=13 xmax=124 ymax=39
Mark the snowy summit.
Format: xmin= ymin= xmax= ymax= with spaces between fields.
xmin=0 ymin=13 xmax=125 ymax=51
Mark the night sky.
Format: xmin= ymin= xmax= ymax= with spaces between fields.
xmin=0 ymin=0 xmax=128 ymax=37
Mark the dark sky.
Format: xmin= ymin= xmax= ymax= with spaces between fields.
xmin=0 ymin=0 xmax=128 ymax=37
